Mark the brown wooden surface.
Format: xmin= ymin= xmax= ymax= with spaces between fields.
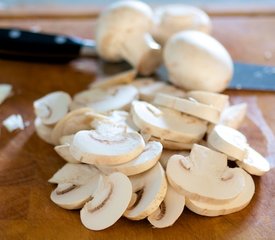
xmin=0 ymin=7 xmax=275 ymax=240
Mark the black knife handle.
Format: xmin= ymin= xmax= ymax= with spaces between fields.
xmin=0 ymin=28 xmax=94 ymax=63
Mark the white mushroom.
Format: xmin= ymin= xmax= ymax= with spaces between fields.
xmin=70 ymin=84 xmax=138 ymax=113
xmin=237 ymin=146 xmax=270 ymax=176
xmin=219 ymin=103 xmax=247 ymax=129
xmin=131 ymin=101 xmax=207 ymax=144
xmin=33 ymin=91 xmax=72 ymax=125
xmin=148 ymin=184 xmax=185 ymax=228
xmin=207 ymin=125 xmax=248 ymax=161
xmin=152 ymin=4 xmax=211 ymax=45
xmin=124 ymin=162 xmax=167 ymax=220
xmin=159 ymin=149 xmax=189 ymax=169
xmin=95 ymin=0 xmax=162 ymax=75
xmin=186 ymin=169 xmax=255 ymax=216
xmin=150 ymin=136 xmax=193 ymax=150
xmin=166 ymin=144 xmax=245 ymax=203
xmin=164 ymin=30 xmax=233 ymax=92
xmin=90 ymin=69 xmax=137 ymax=89
xmin=49 ymin=163 xmax=101 ymax=210
xmin=34 ymin=117 xmax=55 ymax=144
xmin=154 ymin=93 xmax=221 ymax=123
xmin=80 ymin=172 xmax=132 ymax=231
xmin=0 ymin=83 xmax=12 ymax=105
xmin=97 ymin=141 xmax=162 ymax=176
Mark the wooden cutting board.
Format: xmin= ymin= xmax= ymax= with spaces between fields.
xmin=0 ymin=5 xmax=274 ymax=240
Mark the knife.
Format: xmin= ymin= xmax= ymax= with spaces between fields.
xmin=1 ymin=28 xmax=275 ymax=91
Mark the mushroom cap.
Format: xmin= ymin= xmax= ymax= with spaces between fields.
xmin=166 ymin=144 xmax=246 ymax=203
xmin=95 ymin=0 xmax=153 ymax=61
xmin=186 ymin=169 xmax=255 ymax=216
xmin=34 ymin=117 xmax=55 ymax=145
xmin=164 ymin=30 xmax=233 ymax=92
xmin=80 ymin=172 xmax=132 ymax=231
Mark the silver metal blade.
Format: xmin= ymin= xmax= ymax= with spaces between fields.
xmin=228 ymin=62 xmax=275 ymax=91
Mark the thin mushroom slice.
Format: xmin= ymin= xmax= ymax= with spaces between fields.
xmin=186 ymin=90 xmax=229 ymax=111
xmin=80 ymin=172 xmax=132 ymax=231
xmin=90 ymin=69 xmax=137 ymax=89
xmin=154 ymin=93 xmax=220 ymax=124
xmin=70 ymin=128 xmax=145 ymax=166
xmin=150 ymin=136 xmax=193 ymax=150
xmin=207 ymin=125 xmax=248 ymax=161
xmin=51 ymin=108 xmax=106 ymax=145
xmin=124 ymin=162 xmax=167 ymax=220
xmin=0 ymin=83 xmax=12 ymax=105
xmin=97 ymin=141 xmax=163 ymax=176
xmin=34 ymin=117 xmax=55 ymax=145
xmin=147 ymin=184 xmax=185 ymax=228
xmin=186 ymin=169 xmax=255 ymax=216
xmin=131 ymin=101 xmax=207 ymax=144
xmin=70 ymin=84 xmax=138 ymax=113
xmin=166 ymin=144 xmax=245 ymax=203
xmin=219 ymin=103 xmax=247 ymax=129
xmin=159 ymin=149 xmax=189 ymax=169
xmin=34 ymin=91 xmax=72 ymax=125
xmin=236 ymin=146 xmax=270 ymax=176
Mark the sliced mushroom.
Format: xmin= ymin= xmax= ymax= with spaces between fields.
xmin=166 ymin=144 xmax=245 ymax=203
xmin=70 ymin=85 xmax=138 ymax=113
xmin=219 ymin=103 xmax=247 ymax=129
xmin=150 ymin=136 xmax=193 ymax=150
xmin=0 ymin=83 xmax=12 ymax=105
xmin=152 ymin=4 xmax=211 ymax=45
xmin=186 ymin=169 xmax=255 ymax=216
xmin=131 ymin=101 xmax=207 ymax=143
xmin=90 ymin=69 xmax=137 ymax=89
xmin=159 ymin=149 xmax=189 ymax=169
xmin=33 ymin=91 xmax=72 ymax=125
xmin=237 ymin=146 xmax=270 ymax=176
xmin=132 ymin=78 xmax=185 ymax=102
xmin=51 ymin=108 xmax=106 ymax=145
xmin=70 ymin=127 xmax=145 ymax=165
xmin=49 ymin=164 xmax=101 ymax=209
xmin=97 ymin=141 xmax=162 ymax=176
xmin=147 ymin=184 xmax=185 ymax=228
xmin=154 ymin=93 xmax=220 ymax=124
xmin=186 ymin=90 xmax=229 ymax=112
xmin=207 ymin=125 xmax=248 ymax=161
xmin=80 ymin=172 xmax=132 ymax=231
xmin=124 ymin=162 xmax=167 ymax=220
xmin=54 ymin=145 xmax=79 ymax=164
xmin=34 ymin=117 xmax=55 ymax=145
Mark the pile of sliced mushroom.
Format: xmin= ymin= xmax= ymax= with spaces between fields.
xmin=33 ymin=68 xmax=270 ymax=231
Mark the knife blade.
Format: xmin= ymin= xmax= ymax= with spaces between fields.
xmin=1 ymin=28 xmax=274 ymax=91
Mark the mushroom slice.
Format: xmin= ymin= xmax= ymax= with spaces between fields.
xmin=147 ymin=184 xmax=185 ymax=228
xmin=186 ymin=91 xmax=229 ymax=111
xmin=166 ymin=144 xmax=245 ymax=203
xmin=124 ymin=162 xmax=167 ymax=220
xmin=51 ymin=108 xmax=105 ymax=145
xmin=90 ymin=69 xmax=137 ymax=89
xmin=98 ymin=141 xmax=162 ymax=176
xmin=150 ymin=136 xmax=193 ymax=150
xmin=34 ymin=117 xmax=55 ymax=145
xmin=70 ymin=128 xmax=145 ymax=165
xmin=154 ymin=93 xmax=220 ymax=124
xmin=131 ymin=101 xmax=207 ymax=144
xmin=236 ymin=146 xmax=270 ymax=176
xmin=159 ymin=149 xmax=189 ymax=169
xmin=0 ymin=83 xmax=12 ymax=104
xmin=80 ymin=172 xmax=132 ymax=231
xmin=186 ymin=169 xmax=255 ymax=216
xmin=70 ymin=84 xmax=138 ymax=113
xmin=33 ymin=91 xmax=72 ymax=125
xmin=132 ymin=78 xmax=185 ymax=102
xmin=219 ymin=103 xmax=247 ymax=129
xmin=207 ymin=125 xmax=248 ymax=161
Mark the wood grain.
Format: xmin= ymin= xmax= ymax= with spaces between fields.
xmin=0 ymin=11 xmax=274 ymax=240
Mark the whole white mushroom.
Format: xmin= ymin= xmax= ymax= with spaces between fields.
xmin=164 ymin=30 xmax=233 ymax=92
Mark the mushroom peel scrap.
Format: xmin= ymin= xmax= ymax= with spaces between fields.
xmin=186 ymin=169 xmax=255 ymax=216
xmin=80 ymin=172 xmax=132 ymax=231
xmin=124 ymin=162 xmax=167 ymax=220
xmin=166 ymin=144 xmax=246 ymax=203
xmin=95 ymin=0 xmax=162 ymax=75
xmin=70 ymin=129 xmax=145 ymax=165
xmin=131 ymin=101 xmax=207 ymax=144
